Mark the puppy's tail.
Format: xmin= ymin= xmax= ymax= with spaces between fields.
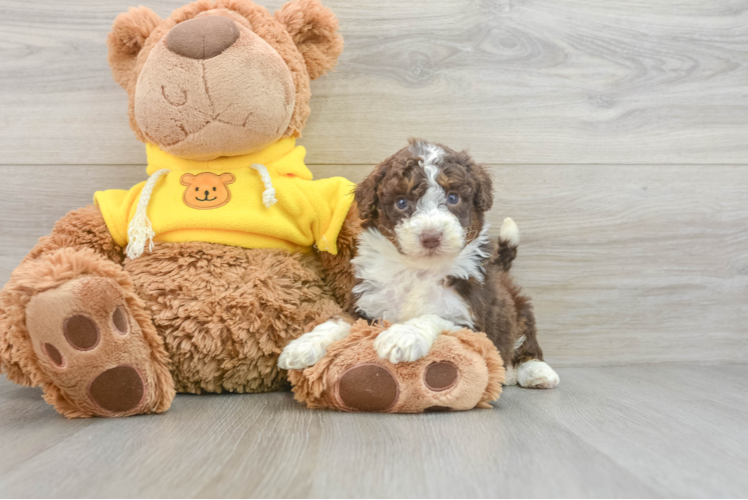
xmin=494 ymin=217 xmax=519 ymax=272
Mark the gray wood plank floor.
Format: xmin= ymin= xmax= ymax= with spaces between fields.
xmin=1 ymin=364 xmax=746 ymax=498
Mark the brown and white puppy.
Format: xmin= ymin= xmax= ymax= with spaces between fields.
xmin=279 ymin=140 xmax=558 ymax=388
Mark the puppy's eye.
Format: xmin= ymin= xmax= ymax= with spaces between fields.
xmin=395 ymin=197 xmax=409 ymax=210
xmin=447 ymin=193 xmax=460 ymax=204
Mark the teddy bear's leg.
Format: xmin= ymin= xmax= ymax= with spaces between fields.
xmin=288 ymin=320 xmax=505 ymax=413
xmin=1 ymin=245 xmax=175 ymax=418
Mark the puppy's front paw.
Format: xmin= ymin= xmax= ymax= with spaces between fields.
xmin=278 ymin=336 xmax=328 ymax=370
xmin=278 ymin=319 xmax=352 ymax=370
xmin=518 ymin=360 xmax=560 ymax=389
xmin=374 ymin=324 xmax=433 ymax=364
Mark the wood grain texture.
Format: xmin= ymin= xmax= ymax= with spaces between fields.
xmin=1 ymin=0 xmax=748 ymax=165
xmin=0 ymin=365 xmax=747 ymax=498
xmin=1 ymin=164 xmax=746 ymax=366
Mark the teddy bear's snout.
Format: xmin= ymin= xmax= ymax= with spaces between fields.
xmin=166 ymin=16 xmax=240 ymax=60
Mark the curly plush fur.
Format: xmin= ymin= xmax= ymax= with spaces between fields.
xmin=125 ymin=241 xmax=346 ymax=394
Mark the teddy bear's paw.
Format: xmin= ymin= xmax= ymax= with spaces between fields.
xmin=25 ymin=277 xmax=171 ymax=417
xmin=373 ymin=324 xmax=434 ymax=364
xmin=279 ymin=318 xmax=352 ymax=370
xmin=334 ymin=360 xmax=463 ymax=413
xmin=288 ymin=323 xmax=504 ymax=413
xmin=517 ymin=360 xmax=560 ymax=389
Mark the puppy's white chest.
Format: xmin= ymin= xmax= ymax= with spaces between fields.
xmin=352 ymin=229 xmax=485 ymax=329
xmin=399 ymin=275 xmax=471 ymax=325
xmin=355 ymin=271 xmax=473 ymax=327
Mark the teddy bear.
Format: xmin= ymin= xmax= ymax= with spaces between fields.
xmin=0 ymin=0 xmax=505 ymax=418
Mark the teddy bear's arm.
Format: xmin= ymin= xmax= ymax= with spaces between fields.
xmin=318 ymin=202 xmax=361 ymax=317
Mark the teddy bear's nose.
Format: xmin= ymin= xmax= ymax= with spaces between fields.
xmin=166 ymin=16 xmax=240 ymax=60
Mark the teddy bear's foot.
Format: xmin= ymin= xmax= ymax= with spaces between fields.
xmin=25 ymin=276 xmax=174 ymax=417
xmin=287 ymin=320 xmax=505 ymax=413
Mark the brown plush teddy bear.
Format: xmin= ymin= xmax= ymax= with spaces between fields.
xmin=0 ymin=0 xmax=504 ymax=418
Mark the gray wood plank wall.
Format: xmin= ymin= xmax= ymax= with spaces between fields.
xmin=1 ymin=0 xmax=746 ymax=366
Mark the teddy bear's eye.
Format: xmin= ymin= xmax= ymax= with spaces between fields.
xmin=213 ymin=187 xmax=216 ymax=191
xmin=195 ymin=187 xmax=199 ymax=191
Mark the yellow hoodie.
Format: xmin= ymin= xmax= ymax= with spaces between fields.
xmin=94 ymin=138 xmax=355 ymax=257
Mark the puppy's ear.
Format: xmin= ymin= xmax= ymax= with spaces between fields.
xmin=108 ymin=6 xmax=161 ymax=89
xmin=355 ymin=164 xmax=388 ymax=225
xmin=467 ymin=159 xmax=494 ymax=212
xmin=275 ymin=0 xmax=344 ymax=80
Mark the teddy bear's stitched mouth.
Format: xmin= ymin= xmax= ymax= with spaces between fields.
xmin=195 ymin=195 xmax=218 ymax=202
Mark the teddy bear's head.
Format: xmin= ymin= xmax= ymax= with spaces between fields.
xmin=108 ymin=0 xmax=343 ymax=160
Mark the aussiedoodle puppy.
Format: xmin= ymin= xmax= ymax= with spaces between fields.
xmin=279 ymin=139 xmax=559 ymax=388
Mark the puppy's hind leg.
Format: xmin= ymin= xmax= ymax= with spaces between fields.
xmin=513 ymin=300 xmax=560 ymax=389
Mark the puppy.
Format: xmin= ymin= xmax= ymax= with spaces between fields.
xmin=279 ymin=140 xmax=559 ymax=389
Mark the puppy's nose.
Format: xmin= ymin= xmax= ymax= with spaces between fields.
xmin=166 ymin=16 xmax=240 ymax=60
xmin=420 ymin=231 xmax=442 ymax=250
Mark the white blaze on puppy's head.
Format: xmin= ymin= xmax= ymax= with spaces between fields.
xmin=394 ymin=142 xmax=465 ymax=258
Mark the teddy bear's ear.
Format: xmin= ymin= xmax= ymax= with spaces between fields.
xmin=107 ymin=6 xmax=162 ymax=89
xmin=275 ymin=0 xmax=344 ymax=80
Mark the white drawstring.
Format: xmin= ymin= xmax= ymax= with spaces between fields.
xmin=250 ymin=163 xmax=277 ymax=208
xmin=126 ymin=169 xmax=170 ymax=260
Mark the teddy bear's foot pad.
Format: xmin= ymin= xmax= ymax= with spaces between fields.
xmin=26 ymin=277 xmax=167 ymax=417
xmin=336 ymin=361 xmax=461 ymax=412
xmin=289 ymin=320 xmax=505 ymax=413
xmin=337 ymin=363 xmax=399 ymax=412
